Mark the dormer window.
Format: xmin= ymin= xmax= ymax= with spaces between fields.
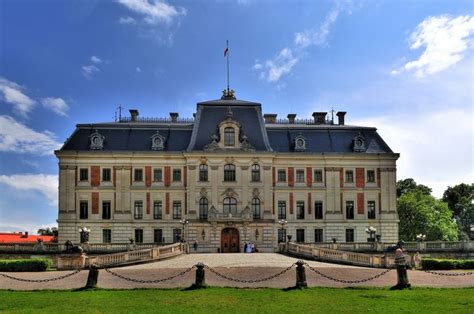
xmin=224 ymin=127 xmax=235 ymax=146
xmin=294 ymin=135 xmax=306 ymax=152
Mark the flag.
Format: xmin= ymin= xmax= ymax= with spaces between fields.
xmin=224 ymin=47 xmax=228 ymax=57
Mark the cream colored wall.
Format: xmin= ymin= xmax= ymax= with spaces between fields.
xmin=56 ymin=151 xmax=399 ymax=246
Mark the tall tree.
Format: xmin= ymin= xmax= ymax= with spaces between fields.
xmin=398 ymin=191 xmax=458 ymax=241
xmin=397 ymin=178 xmax=432 ymax=198
xmin=442 ymin=183 xmax=474 ymax=238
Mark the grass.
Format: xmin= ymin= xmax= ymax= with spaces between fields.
xmin=0 ymin=287 xmax=473 ymax=313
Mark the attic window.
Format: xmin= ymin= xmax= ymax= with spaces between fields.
xmin=224 ymin=127 xmax=235 ymax=146
xmin=294 ymin=135 xmax=306 ymax=152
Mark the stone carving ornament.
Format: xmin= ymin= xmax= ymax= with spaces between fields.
xmin=89 ymin=130 xmax=105 ymax=150
xmin=151 ymin=131 xmax=166 ymax=151
xmin=353 ymin=132 xmax=366 ymax=152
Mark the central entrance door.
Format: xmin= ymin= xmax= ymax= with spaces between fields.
xmin=221 ymin=228 xmax=240 ymax=253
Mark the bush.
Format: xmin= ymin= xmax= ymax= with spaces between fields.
xmin=421 ymin=258 xmax=474 ymax=270
xmin=0 ymin=259 xmax=51 ymax=272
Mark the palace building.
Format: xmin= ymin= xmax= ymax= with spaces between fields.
xmin=55 ymin=90 xmax=399 ymax=252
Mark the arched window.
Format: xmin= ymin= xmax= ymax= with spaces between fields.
xmin=223 ymin=197 xmax=237 ymax=215
xmin=224 ymin=164 xmax=236 ymax=182
xmin=251 ymin=164 xmax=260 ymax=182
xmin=224 ymin=127 xmax=235 ymax=146
xmin=252 ymin=198 xmax=261 ymax=219
xmin=199 ymin=164 xmax=208 ymax=182
xmin=199 ymin=197 xmax=208 ymax=220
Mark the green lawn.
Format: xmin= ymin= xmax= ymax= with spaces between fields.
xmin=0 ymin=287 xmax=473 ymax=313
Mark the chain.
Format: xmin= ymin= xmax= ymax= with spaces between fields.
xmin=423 ymin=270 xmax=474 ymax=277
xmin=205 ymin=263 xmax=295 ymax=283
xmin=104 ymin=266 xmax=195 ymax=283
xmin=304 ymin=263 xmax=391 ymax=284
xmin=0 ymin=269 xmax=81 ymax=283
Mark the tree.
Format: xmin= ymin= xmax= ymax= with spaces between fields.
xmin=442 ymin=183 xmax=474 ymax=238
xmin=398 ymin=191 xmax=458 ymax=241
xmin=397 ymin=178 xmax=432 ymax=198
xmin=37 ymin=227 xmax=58 ymax=236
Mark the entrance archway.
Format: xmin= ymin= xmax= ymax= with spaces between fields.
xmin=221 ymin=228 xmax=240 ymax=253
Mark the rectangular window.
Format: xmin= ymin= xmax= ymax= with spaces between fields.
xmin=153 ymin=201 xmax=162 ymax=220
xmin=346 ymin=201 xmax=354 ymax=219
xmin=345 ymin=229 xmax=355 ymax=243
xmin=172 ymin=169 xmax=181 ymax=182
xmin=102 ymin=168 xmax=111 ymax=182
xmin=278 ymin=228 xmax=287 ymax=243
xmin=224 ymin=165 xmax=236 ymax=182
xmin=154 ymin=229 xmax=163 ymax=243
xmin=79 ymin=168 xmax=88 ymax=181
xmin=199 ymin=165 xmax=208 ymax=182
xmin=278 ymin=201 xmax=286 ymax=220
xmin=173 ymin=228 xmax=182 ymax=243
xmin=134 ymin=229 xmax=143 ymax=244
xmin=153 ymin=169 xmax=162 ymax=182
xmin=277 ymin=169 xmax=286 ymax=182
xmin=79 ymin=201 xmax=88 ymax=219
xmin=296 ymin=229 xmax=305 ymax=243
xmin=367 ymin=201 xmax=376 ymax=219
xmin=367 ymin=170 xmax=375 ymax=183
xmin=173 ymin=201 xmax=182 ymax=219
xmin=296 ymin=201 xmax=305 ymax=219
xmin=134 ymin=169 xmax=143 ymax=182
xmin=224 ymin=127 xmax=235 ymax=146
xmin=102 ymin=229 xmax=111 ymax=243
xmin=314 ymin=169 xmax=323 ymax=183
xmin=296 ymin=170 xmax=305 ymax=183
xmin=314 ymin=201 xmax=323 ymax=219
xmin=314 ymin=229 xmax=323 ymax=243
xmin=134 ymin=201 xmax=143 ymax=219
xmin=102 ymin=201 xmax=111 ymax=220
xmin=345 ymin=170 xmax=354 ymax=183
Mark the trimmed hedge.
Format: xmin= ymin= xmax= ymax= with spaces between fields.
xmin=421 ymin=258 xmax=474 ymax=270
xmin=0 ymin=259 xmax=51 ymax=272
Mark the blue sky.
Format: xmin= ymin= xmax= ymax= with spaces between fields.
xmin=0 ymin=0 xmax=473 ymax=233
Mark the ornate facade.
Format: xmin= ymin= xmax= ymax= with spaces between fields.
xmin=56 ymin=92 xmax=399 ymax=252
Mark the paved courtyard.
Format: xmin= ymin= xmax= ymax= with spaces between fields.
xmin=1 ymin=253 xmax=473 ymax=290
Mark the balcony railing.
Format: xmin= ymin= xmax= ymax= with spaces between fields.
xmin=208 ymin=210 xmax=253 ymax=222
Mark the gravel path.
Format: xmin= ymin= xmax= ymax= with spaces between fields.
xmin=1 ymin=253 xmax=473 ymax=290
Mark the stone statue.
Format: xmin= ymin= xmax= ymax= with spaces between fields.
xmin=64 ymin=240 xmax=83 ymax=254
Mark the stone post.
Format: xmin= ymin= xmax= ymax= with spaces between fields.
xmin=194 ymin=263 xmax=206 ymax=288
xmin=395 ymin=264 xmax=411 ymax=289
xmin=295 ymin=260 xmax=307 ymax=288
xmin=85 ymin=266 xmax=99 ymax=289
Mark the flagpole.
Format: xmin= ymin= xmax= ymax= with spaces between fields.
xmin=226 ymin=40 xmax=230 ymax=93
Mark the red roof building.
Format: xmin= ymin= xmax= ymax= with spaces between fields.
xmin=0 ymin=232 xmax=55 ymax=243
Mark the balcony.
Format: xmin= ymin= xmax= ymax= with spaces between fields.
xmin=208 ymin=207 xmax=253 ymax=222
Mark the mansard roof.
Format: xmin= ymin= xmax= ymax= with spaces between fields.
xmin=58 ymin=97 xmax=395 ymax=155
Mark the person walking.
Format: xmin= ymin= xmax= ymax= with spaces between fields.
xmin=193 ymin=240 xmax=198 ymax=252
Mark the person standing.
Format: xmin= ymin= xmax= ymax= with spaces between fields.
xmin=193 ymin=240 xmax=198 ymax=252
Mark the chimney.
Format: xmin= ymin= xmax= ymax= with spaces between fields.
xmin=336 ymin=111 xmax=346 ymax=125
xmin=263 ymin=114 xmax=277 ymax=123
xmin=287 ymin=114 xmax=296 ymax=124
xmin=312 ymin=112 xmax=327 ymax=125
xmin=129 ymin=109 xmax=139 ymax=122
xmin=25 ymin=231 xmax=28 ymax=238
xmin=170 ymin=112 xmax=179 ymax=123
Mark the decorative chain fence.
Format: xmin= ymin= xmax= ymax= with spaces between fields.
xmin=0 ymin=269 xmax=81 ymax=283
xmin=304 ymin=263 xmax=392 ymax=284
xmin=422 ymin=270 xmax=474 ymax=277
xmin=204 ymin=263 xmax=296 ymax=284
xmin=104 ymin=266 xmax=195 ymax=284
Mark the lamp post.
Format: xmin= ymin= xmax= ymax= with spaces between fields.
xmin=278 ymin=219 xmax=287 ymax=243
xmin=78 ymin=226 xmax=90 ymax=244
xmin=365 ymin=226 xmax=377 ymax=243
xmin=179 ymin=218 xmax=189 ymax=242
xmin=416 ymin=234 xmax=426 ymax=242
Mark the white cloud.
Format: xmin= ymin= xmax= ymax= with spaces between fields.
xmin=0 ymin=77 xmax=36 ymax=117
xmin=136 ymin=66 xmax=142 ymax=72
xmin=394 ymin=15 xmax=474 ymax=77
xmin=117 ymin=0 xmax=186 ymax=24
xmin=81 ymin=64 xmax=100 ymax=78
xmin=0 ymin=174 xmax=58 ymax=206
xmin=0 ymin=221 xmax=58 ymax=234
xmin=0 ymin=115 xmax=62 ymax=155
xmin=119 ymin=16 xmax=137 ymax=24
xmin=353 ymin=108 xmax=473 ymax=198
xmin=294 ymin=5 xmax=341 ymax=48
xmin=40 ymin=97 xmax=69 ymax=117
xmin=256 ymin=2 xmax=349 ymax=83
xmin=262 ymin=48 xmax=299 ymax=82
xmin=90 ymin=55 xmax=102 ymax=63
